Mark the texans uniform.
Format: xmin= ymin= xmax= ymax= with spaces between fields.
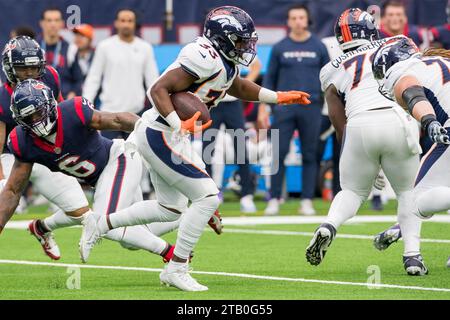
xmin=0 ymin=66 xmax=87 ymax=212
xmin=136 ymin=36 xmax=236 ymax=209
xmin=383 ymin=54 xmax=450 ymax=199
xmin=8 ymin=96 xmax=154 ymax=247
xmin=320 ymin=36 xmax=420 ymax=202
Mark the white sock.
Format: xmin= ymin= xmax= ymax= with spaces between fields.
xmin=325 ymin=190 xmax=365 ymax=229
xmin=146 ymin=220 xmax=181 ymax=237
xmin=415 ymin=187 xmax=450 ymax=218
xmin=104 ymin=225 xmax=167 ymax=255
xmin=98 ymin=200 xmax=181 ymax=234
xmin=167 ymin=259 xmax=187 ymax=272
xmin=43 ymin=209 xmax=84 ymax=231
xmin=397 ymin=191 xmax=422 ymax=256
xmin=173 ymin=195 xmax=220 ymax=260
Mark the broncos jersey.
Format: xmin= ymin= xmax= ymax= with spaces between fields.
xmin=8 ymin=97 xmax=113 ymax=186
xmin=142 ymin=36 xmax=239 ymax=131
xmin=320 ymin=36 xmax=405 ymax=119
xmin=0 ymin=66 xmax=62 ymax=149
xmin=384 ymin=55 xmax=450 ymax=127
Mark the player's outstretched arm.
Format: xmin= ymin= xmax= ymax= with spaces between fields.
xmin=89 ymin=110 xmax=140 ymax=133
xmin=395 ymin=75 xmax=450 ymax=144
xmin=325 ymin=85 xmax=347 ymax=143
xmin=227 ymin=76 xmax=311 ymax=105
xmin=0 ymin=159 xmax=33 ymax=234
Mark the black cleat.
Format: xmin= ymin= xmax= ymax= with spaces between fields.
xmin=403 ymin=254 xmax=429 ymax=276
xmin=373 ymin=223 xmax=402 ymax=251
xmin=306 ymin=223 xmax=336 ymax=266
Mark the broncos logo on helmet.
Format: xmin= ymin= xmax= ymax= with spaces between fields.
xmin=335 ymin=8 xmax=379 ymax=52
xmin=203 ymin=6 xmax=258 ymax=66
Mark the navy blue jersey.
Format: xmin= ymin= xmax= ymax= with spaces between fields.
xmin=8 ymin=97 xmax=113 ymax=186
xmin=0 ymin=66 xmax=62 ymax=153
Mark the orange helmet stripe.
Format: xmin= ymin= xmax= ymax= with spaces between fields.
xmin=341 ymin=9 xmax=353 ymax=42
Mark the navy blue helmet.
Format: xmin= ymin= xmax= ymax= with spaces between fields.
xmin=2 ymin=36 xmax=46 ymax=84
xmin=10 ymin=79 xmax=57 ymax=137
xmin=335 ymin=8 xmax=379 ymax=52
xmin=203 ymin=6 xmax=258 ymax=66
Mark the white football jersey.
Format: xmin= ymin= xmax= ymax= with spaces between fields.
xmin=142 ymin=36 xmax=239 ymax=131
xmin=320 ymin=36 xmax=405 ymax=119
xmin=384 ymin=55 xmax=450 ymax=127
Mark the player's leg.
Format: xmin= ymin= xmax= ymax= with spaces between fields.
xmin=137 ymin=124 xmax=220 ymax=291
xmin=306 ymin=121 xmax=380 ymax=265
xmin=80 ymin=142 xmax=173 ymax=262
xmin=378 ymin=125 xmax=425 ymax=275
xmin=296 ymin=105 xmax=322 ymax=215
xmin=265 ymin=107 xmax=296 ymax=215
xmin=27 ymin=163 xmax=90 ymax=260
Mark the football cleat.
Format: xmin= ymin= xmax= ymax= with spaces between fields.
xmin=299 ymin=199 xmax=316 ymax=216
xmin=160 ymin=262 xmax=208 ymax=292
xmin=373 ymin=223 xmax=402 ymax=251
xmin=208 ymin=210 xmax=223 ymax=235
xmin=264 ymin=198 xmax=279 ymax=216
xmin=28 ymin=220 xmax=60 ymax=260
xmin=306 ymin=223 xmax=336 ymax=266
xmin=240 ymin=195 xmax=257 ymax=213
xmin=403 ymin=254 xmax=429 ymax=276
xmin=79 ymin=211 xmax=102 ymax=263
xmin=447 ymin=257 xmax=450 ymax=268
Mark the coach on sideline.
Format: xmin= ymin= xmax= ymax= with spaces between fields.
xmin=83 ymin=8 xmax=159 ymax=139
xmin=263 ymin=4 xmax=329 ymax=216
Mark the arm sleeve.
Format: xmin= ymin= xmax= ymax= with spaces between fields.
xmin=82 ymin=43 xmax=106 ymax=101
xmin=7 ymin=129 xmax=27 ymax=162
xmin=262 ymin=45 xmax=280 ymax=91
xmin=144 ymin=44 xmax=160 ymax=90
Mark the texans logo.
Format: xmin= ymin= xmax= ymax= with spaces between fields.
xmin=32 ymin=83 xmax=47 ymax=90
xmin=2 ymin=42 xmax=16 ymax=55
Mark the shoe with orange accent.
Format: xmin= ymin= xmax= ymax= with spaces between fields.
xmin=28 ymin=220 xmax=60 ymax=260
xmin=277 ymin=91 xmax=311 ymax=105
xmin=208 ymin=210 xmax=223 ymax=235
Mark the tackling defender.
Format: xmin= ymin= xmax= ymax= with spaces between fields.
xmin=305 ymin=9 xmax=426 ymax=275
xmin=372 ymin=38 xmax=450 ymax=270
xmin=80 ymin=6 xmax=311 ymax=291
xmin=0 ymin=79 xmax=184 ymax=263
xmin=1 ymin=36 xmax=89 ymax=259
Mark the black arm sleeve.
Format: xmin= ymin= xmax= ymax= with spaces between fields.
xmin=402 ymin=85 xmax=428 ymax=114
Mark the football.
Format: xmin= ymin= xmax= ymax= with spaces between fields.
xmin=170 ymin=92 xmax=210 ymax=124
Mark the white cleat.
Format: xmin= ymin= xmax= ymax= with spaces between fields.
xmin=264 ymin=198 xmax=279 ymax=216
xmin=28 ymin=220 xmax=61 ymax=260
xmin=240 ymin=195 xmax=257 ymax=213
xmin=446 ymin=257 xmax=450 ymax=268
xmin=160 ymin=262 xmax=208 ymax=292
xmin=299 ymin=199 xmax=316 ymax=216
xmin=79 ymin=212 xmax=102 ymax=263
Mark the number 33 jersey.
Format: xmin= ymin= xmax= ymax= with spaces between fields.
xmin=7 ymin=97 xmax=113 ymax=186
xmin=320 ymin=36 xmax=404 ymax=119
xmin=142 ymin=36 xmax=239 ymax=131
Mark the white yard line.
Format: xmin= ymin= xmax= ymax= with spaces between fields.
xmin=0 ymin=259 xmax=449 ymax=293
xmin=216 ymin=228 xmax=450 ymax=244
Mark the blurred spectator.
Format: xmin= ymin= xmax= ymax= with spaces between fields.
xmin=10 ymin=26 xmax=36 ymax=39
xmin=83 ymin=8 xmax=159 ymax=139
xmin=263 ymin=4 xmax=329 ymax=216
xmin=69 ymin=24 xmax=95 ymax=80
xmin=38 ymin=7 xmax=83 ymax=99
xmin=429 ymin=2 xmax=450 ymax=49
xmin=202 ymin=58 xmax=262 ymax=213
xmin=379 ymin=0 xmax=428 ymax=47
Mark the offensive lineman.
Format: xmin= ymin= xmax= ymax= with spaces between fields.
xmin=80 ymin=6 xmax=311 ymax=291
xmin=305 ymin=9 xmax=426 ymax=275
xmin=372 ymin=38 xmax=450 ymax=271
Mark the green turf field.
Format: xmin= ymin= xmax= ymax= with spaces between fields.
xmin=0 ymin=197 xmax=449 ymax=300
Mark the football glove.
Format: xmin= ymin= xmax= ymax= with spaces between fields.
xmin=181 ymin=111 xmax=212 ymax=134
xmin=277 ymin=91 xmax=311 ymax=105
xmin=427 ymin=121 xmax=450 ymax=144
